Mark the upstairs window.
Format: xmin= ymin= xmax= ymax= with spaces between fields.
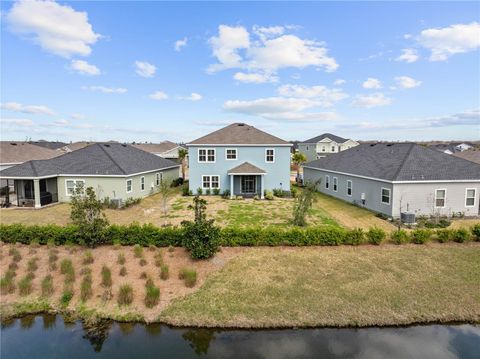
xmin=333 ymin=177 xmax=338 ymax=191
xmin=466 ymin=189 xmax=476 ymax=207
xmin=381 ymin=188 xmax=391 ymax=205
xmin=435 ymin=189 xmax=446 ymax=208
xmin=325 ymin=175 xmax=330 ymax=189
xmin=347 ymin=180 xmax=352 ymax=196
xmin=198 ymin=148 xmax=215 ymax=163
xmin=266 ymin=149 xmax=275 ymax=163
xmin=321 ymin=146 xmax=326 ymax=152
xmin=331 ymin=146 xmax=335 ymax=152
xmin=226 ymin=149 xmax=237 ymax=160
xmin=66 ymin=179 xmax=85 ymax=196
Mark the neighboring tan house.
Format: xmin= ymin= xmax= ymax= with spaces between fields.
xmin=453 ymin=149 xmax=480 ymax=165
xmin=303 ymin=143 xmax=480 ymax=219
xmin=0 ymin=143 xmax=180 ymax=208
xmin=132 ymin=141 xmax=186 ymax=159
xmin=187 ymin=123 xmax=292 ymax=198
xmin=29 ymin=140 xmax=68 ymax=150
xmin=298 ymin=133 xmax=359 ymax=161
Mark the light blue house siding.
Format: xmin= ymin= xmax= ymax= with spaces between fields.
xmin=188 ymin=145 xmax=291 ymax=196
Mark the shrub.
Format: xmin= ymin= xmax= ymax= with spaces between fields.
xmin=82 ymin=250 xmax=94 ymax=265
xmin=148 ymin=244 xmax=157 ymax=252
xmin=124 ymin=197 xmax=142 ymax=208
xmin=101 ymin=266 xmax=112 ymax=287
xmin=366 ymin=227 xmax=385 ymax=245
xmin=452 ymin=228 xmax=470 ymax=243
xmin=41 ymin=275 xmax=54 ymax=298
xmin=10 ymin=248 xmax=21 ymax=263
xmin=139 ymin=258 xmax=147 ymax=266
xmin=27 ymin=257 xmax=38 ymax=272
xmin=391 ymin=229 xmax=409 ymax=244
xmin=212 ymin=188 xmax=221 ymax=195
xmin=60 ymin=290 xmax=73 ymax=307
xmin=60 ymin=259 xmax=75 ymax=284
xmin=345 ymin=228 xmax=365 ymax=245
xmin=80 ymin=267 xmax=92 ymax=276
xmin=8 ymin=262 xmax=18 ymax=271
xmin=119 ymin=266 xmax=127 ymax=276
xmin=160 ymin=264 xmax=169 ymax=280
xmin=144 ymin=283 xmax=160 ymax=308
xmin=272 ymin=188 xmax=285 ymax=197
xmin=181 ymin=184 xmax=191 ymax=196
xmin=472 ymin=224 xmax=480 ymax=241
xmin=154 ymin=252 xmax=164 ymax=267
xmin=117 ymin=284 xmax=133 ymax=306
xmin=205 ymin=188 xmax=211 ymax=195
xmin=117 ymin=253 xmax=126 ymax=265
xmin=264 ymin=190 xmax=274 ymax=200
xmin=436 ymin=229 xmax=453 ymax=243
xmin=196 ymin=187 xmax=203 ymax=195
xmin=221 ymin=189 xmax=231 ymax=199
xmin=18 ymin=276 xmax=32 ymax=296
xmin=292 ymin=182 xmax=317 ymax=226
xmin=80 ymin=274 xmax=93 ymax=302
xmin=179 ymin=268 xmax=197 ymax=288
xmin=411 ymin=229 xmax=432 ymax=244
xmin=133 ymin=244 xmax=143 ymax=258
xmin=1 ymin=275 xmax=15 ymax=294
xmin=48 ymin=250 xmax=58 ymax=270
xmin=140 ymin=272 xmax=147 ymax=279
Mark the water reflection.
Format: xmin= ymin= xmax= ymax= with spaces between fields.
xmin=1 ymin=315 xmax=479 ymax=359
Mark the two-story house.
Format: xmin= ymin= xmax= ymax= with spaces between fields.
xmin=187 ymin=123 xmax=292 ymax=198
xmin=298 ymin=133 xmax=359 ymax=162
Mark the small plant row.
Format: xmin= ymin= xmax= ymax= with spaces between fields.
xmin=1 ymin=223 xmax=479 ymax=247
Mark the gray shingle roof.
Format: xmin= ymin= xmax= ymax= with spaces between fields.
xmin=188 ymin=123 xmax=290 ymax=145
xmin=0 ymin=143 xmax=179 ymax=178
xmin=227 ymin=162 xmax=266 ymax=174
xmin=301 ymin=133 xmax=349 ymax=144
xmin=304 ymin=143 xmax=480 ymax=181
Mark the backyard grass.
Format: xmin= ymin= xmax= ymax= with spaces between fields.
xmin=160 ymin=243 xmax=480 ymax=328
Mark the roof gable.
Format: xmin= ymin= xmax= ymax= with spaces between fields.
xmin=188 ymin=123 xmax=290 ymax=145
xmin=301 ymin=133 xmax=349 ymax=144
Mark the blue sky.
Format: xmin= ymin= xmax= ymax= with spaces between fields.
xmin=1 ymin=1 xmax=479 ymax=143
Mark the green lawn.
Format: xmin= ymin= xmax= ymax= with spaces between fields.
xmin=160 ymin=243 xmax=480 ymax=327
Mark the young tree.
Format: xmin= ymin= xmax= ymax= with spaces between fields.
xmin=178 ymin=148 xmax=188 ymax=181
xmin=70 ymin=184 xmax=109 ymax=247
xmin=292 ymin=180 xmax=319 ymax=226
xmin=292 ymin=152 xmax=307 ymax=184
xmin=158 ymin=179 xmax=173 ymax=226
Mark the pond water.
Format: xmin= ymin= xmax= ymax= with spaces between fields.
xmin=1 ymin=315 xmax=479 ymax=358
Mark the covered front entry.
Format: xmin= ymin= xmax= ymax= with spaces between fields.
xmin=227 ymin=162 xmax=266 ymax=199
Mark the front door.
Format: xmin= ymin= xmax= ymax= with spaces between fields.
xmin=241 ymin=176 xmax=256 ymax=194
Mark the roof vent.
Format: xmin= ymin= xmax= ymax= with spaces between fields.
xmin=121 ymin=144 xmax=127 ymax=147
xmin=10 ymin=143 xmax=17 ymax=146
xmin=370 ymin=143 xmax=376 ymax=147
xmin=238 ymin=123 xmax=245 ymax=126
xmin=386 ymin=143 xmax=393 ymax=147
xmin=104 ymin=144 xmax=110 ymax=147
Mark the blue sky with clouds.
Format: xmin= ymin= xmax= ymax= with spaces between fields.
xmin=1 ymin=1 xmax=479 ymax=143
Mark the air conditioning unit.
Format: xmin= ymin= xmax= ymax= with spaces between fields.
xmin=110 ymin=198 xmax=123 ymax=209
xmin=401 ymin=212 xmax=416 ymax=224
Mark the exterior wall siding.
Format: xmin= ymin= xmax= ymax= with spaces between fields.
xmin=297 ymin=144 xmax=318 ymax=162
xmin=188 ymin=145 xmax=291 ymax=194
xmin=303 ymin=167 xmax=394 ymax=216
xmin=56 ymin=167 xmax=179 ymax=202
xmin=392 ymin=182 xmax=479 ymax=217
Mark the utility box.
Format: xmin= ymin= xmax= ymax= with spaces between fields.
xmin=401 ymin=212 xmax=416 ymax=224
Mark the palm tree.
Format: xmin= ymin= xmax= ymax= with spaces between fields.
xmin=178 ymin=147 xmax=188 ymax=181
xmin=292 ymin=152 xmax=307 ymax=184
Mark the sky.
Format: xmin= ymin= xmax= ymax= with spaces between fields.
xmin=1 ymin=0 xmax=479 ymax=143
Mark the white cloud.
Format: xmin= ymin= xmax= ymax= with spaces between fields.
xmin=0 ymin=118 xmax=34 ymax=127
xmin=70 ymin=113 xmax=86 ymax=120
xmin=233 ymin=72 xmax=278 ymax=83
xmin=149 ymin=91 xmax=168 ymax=100
xmin=6 ymin=0 xmax=100 ymax=58
xmin=174 ymin=37 xmax=187 ymax=51
xmin=395 ymin=76 xmax=422 ymax=89
xmin=362 ymin=78 xmax=382 ymax=89
xmin=53 ymin=119 xmax=69 ymax=126
xmin=334 ymin=79 xmax=346 ymax=86
xmin=395 ymin=48 xmax=419 ymax=63
xmin=70 ymin=60 xmax=100 ymax=75
xmin=277 ymin=84 xmax=348 ymax=107
xmin=135 ymin=61 xmax=156 ymax=78
xmin=352 ymin=93 xmax=392 ymax=108
xmin=1 ymin=102 xmax=55 ymax=115
xmin=417 ymin=22 xmax=480 ymax=61
xmin=81 ymin=86 xmax=127 ymax=94
xmin=179 ymin=93 xmax=202 ymax=101
xmin=207 ymin=25 xmax=338 ymax=81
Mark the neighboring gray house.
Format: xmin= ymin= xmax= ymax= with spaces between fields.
xmin=298 ymin=133 xmax=359 ymax=161
xmin=303 ymin=143 xmax=480 ymax=218
xmin=187 ymin=123 xmax=292 ymax=199
xmin=132 ymin=141 xmax=186 ymax=159
xmin=0 ymin=143 xmax=179 ymax=208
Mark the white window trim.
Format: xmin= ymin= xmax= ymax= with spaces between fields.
xmin=140 ymin=176 xmax=145 ymax=191
xmin=265 ymin=148 xmax=275 ymax=163
xmin=225 ymin=148 xmax=238 ymax=161
xmin=126 ymin=179 xmax=133 ymax=193
xmin=201 ymin=175 xmax=220 ymax=190
xmin=346 ymin=180 xmax=352 ymax=197
xmin=198 ymin=148 xmax=216 ymax=163
xmin=155 ymin=172 xmax=162 ymax=186
xmin=333 ymin=177 xmax=338 ymax=192
xmin=65 ymin=179 xmax=85 ymax=197
xmin=325 ymin=175 xmax=330 ymax=189
xmin=381 ymin=187 xmax=391 ymax=205
xmin=465 ymin=188 xmax=476 ymax=208
xmin=434 ymin=188 xmax=447 ymax=208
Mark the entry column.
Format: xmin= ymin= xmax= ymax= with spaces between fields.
xmin=260 ymin=174 xmax=265 ymax=199
xmin=33 ymin=179 xmax=41 ymax=208
xmin=230 ymin=175 xmax=234 ymax=199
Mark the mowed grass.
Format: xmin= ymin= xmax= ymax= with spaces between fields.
xmin=161 ymin=243 xmax=480 ymax=327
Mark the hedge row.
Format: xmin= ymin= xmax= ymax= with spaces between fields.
xmin=0 ymin=223 xmax=479 ymax=247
